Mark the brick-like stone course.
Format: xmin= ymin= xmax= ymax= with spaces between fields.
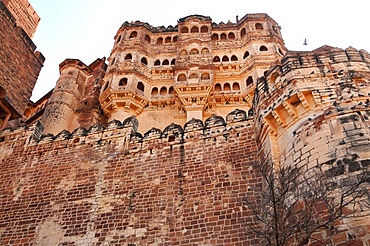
xmin=0 ymin=115 xmax=259 ymax=245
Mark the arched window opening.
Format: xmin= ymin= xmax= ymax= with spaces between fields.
xmin=222 ymin=55 xmax=229 ymax=62
xmin=264 ymin=70 xmax=268 ymax=77
xmin=191 ymin=26 xmax=199 ymax=33
xmin=173 ymin=36 xmax=178 ymax=42
xmin=154 ymin=60 xmax=161 ymax=66
xmin=129 ymin=31 xmax=137 ymax=38
xmin=171 ymin=58 xmax=176 ymax=65
xmin=213 ymin=56 xmax=220 ymax=62
xmin=260 ymin=45 xmax=268 ymax=52
xmin=116 ymin=35 xmax=121 ymax=44
xmin=144 ymin=34 xmax=151 ymax=43
xmin=168 ymin=86 xmax=174 ymax=94
xmin=177 ymin=74 xmax=187 ymax=81
xmin=125 ymin=53 xmax=132 ymax=60
xmin=119 ymin=77 xmax=128 ymax=86
xmin=137 ymin=82 xmax=145 ymax=92
xmin=180 ymin=26 xmax=189 ymax=33
xmin=228 ymin=32 xmax=235 ymax=40
xmin=214 ymin=83 xmax=222 ymax=91
xmin=241 ymin=28 xmax=246 ymax=38
xmin=111 ymin=58 xmax=115 ymax=65
xmin=141 ymin=57 xmax=148 ymax=65
xmin=189 ymin=73 xmax=198 ymax=79
xmin=190 ymin=49 xmax=199 ymax=55
xmin=232 ymin=82 xmax=240 ymax=90
xmin=278 ymin=48 xmax=284 ymax=56
xmin=255 ymin=23 xmax=263 ymax=30
xmin=220 ymin=33 xmax=227 ymax=40
xmin=180 ymin=49 xmax=187 ymax=56
xmin=160 ymin=87 xmax=167 ymax=95
xmin=157 ymin=37 xmax=163 ymax=44
xmin=165 ymin=36 xmax=171 ymax=43
xmin=224 ymin=83 xmax=231 ymax=91
xmin=151 ymin=87 xmax=158 ymax=95
xmin=246 ymin=76 xmax=253 ymax=87
xmin=243 ymin=51 xmax=250 ymax=59
xmin=162 ymin=59 xmax=169 ymax=65
xmin=231 ymin=55 xmax=238 ymax=61
xmin=201 ymin=26 xmax=208 ymax=33
xmin=201 ymin=48 xmax=210 ymax=55
xmin=201 ymin=73 xmax=210 ymax=80
xmin=211 ymin=33 xmax=219 ymax=41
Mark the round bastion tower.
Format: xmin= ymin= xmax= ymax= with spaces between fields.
xmin=41 ymin=60 xmax=89 ymax=135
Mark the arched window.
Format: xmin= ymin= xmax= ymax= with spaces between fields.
xmin=228 ymin=32 xmax=235 ymax=40
xmin=129 ymin=31 xmax=137 ymax=38
xmin=180 ymin=49 xmax=187 ymax=56
xmin=241 ymin=28 xmax=246 ymax=38
xmin=141 ymin=57 xmax=148 ymax=65
xmin=264 ymin=70 xmax=268 ymax=77
xmin=171 ymin=58 xmax=176 ymax=65
xmin=103 ymin=82 xmax=109 ymax=91
xmin=173 ymin=36 xmax=178 ymax=42
xmin=190 ymin=49 xmax=199 ymax=55
xmin=243 ymin=51 xmax=250 ymax=59
xmin=125 ymin=53 xmax=132 ymax=60
xmin=157 ymin=37 xmax=163 ymax=44
xmin=137 ymin=82 xmax=145 ymax=92
xmin=220 ymin=33 xmax=227 ymax=40
xmin=177 ymin=74 xmax=186 ymax=81
xmin=180 ymin=26 xmax=189 ymax=33
xmin=154 ymin=60 xmax=161 ymax=66
xmin=201 ymin=26 xmax=208 ymax=33
xmin=224 ymin=83 xmax=231 ymax=91
xmin=260 ymin=45 xmax=268 ymax=51
xmin=213 ymin=56 xmax=220 ymax=62
xmin=212 ymin=33 xmax=219 ymax=41
xmin=232 ymin=82 xmax=240 ymax=90
xmin=160 ymin=86 xmax=167 ymax=95
xmin=189 ymin=73 xmax=198 ymax=79
xmin=191 ymin=26 xmax=199 ymax=33
xmin=168 ymin=86 xmax=174 ymax=94
xmin=116 ymin=35 xmax=121 ymax=44
xmin=151 ymin=87 xmax=158 ymax=95
xmin=231 ymin=55 xmax=238 ymax=61
xmin=201 ymin=48 xmax=210 ymax=55
xmin=201 ymin=73 xmax=210 ymax=80
xmin=214 ymin=83 xmax=222 ymax=91
xmin=111 ymin=58 xmax=115 ymax=65
xmin=162 ymin=59 xmax=169 ymax=65
xmin=222 ymin=55 xmax=229 ymax=62
xmin=144 ymin=34 xmax=151 ymax=43
xmin=246 ymin=76 xmax=253 ymax=87
xmin=165 ymin=36 xmax=171 ymax=43
xmin=255 ymin=23 xmax=263 ymax=30
xmin=119 ymin=77 xmax=128 ymax=86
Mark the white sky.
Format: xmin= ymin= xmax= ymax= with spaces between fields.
xmin=29 ymin=0 xmax=369 ymax=101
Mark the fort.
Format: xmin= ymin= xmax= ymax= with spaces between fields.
xmin=1 ymin=0 xmax=370 ymax=245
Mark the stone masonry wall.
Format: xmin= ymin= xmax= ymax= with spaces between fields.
xmin=0 ymin=1 xmax=44 ymax=117
xmin=0 ymin=112 xmax=260 ymax=245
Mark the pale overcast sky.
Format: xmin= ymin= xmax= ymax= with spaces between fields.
xmin=29 ymin=0 xmax=369 ymax=101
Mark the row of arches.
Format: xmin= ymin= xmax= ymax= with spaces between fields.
xmin=214 ymin=76 xmax=255 ymax=92
xmin=109 ymin=77 xmax=145 ymax=92
xmin=116 ymin=22 xmax=266 ymax=45
xmin=151 ymin=86 xmax=175 ymax=96
xmin=154 ymin=58 xmax=176 ymax=66
xmin=180 ymin=25 xmax=209 ymax=34
xmin=177 ymin=72 xmax=211 ymax=81
xmin=211 ymin=23 xmax=264 ymax=41
xmin=179 ymin=47 xmax=210 ymax=56
xmin=212 ymin=46 xmax=268 ymax=63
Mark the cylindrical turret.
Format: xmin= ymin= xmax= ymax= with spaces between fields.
xmin=41 ymin=59 xmax=89 ymax=135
